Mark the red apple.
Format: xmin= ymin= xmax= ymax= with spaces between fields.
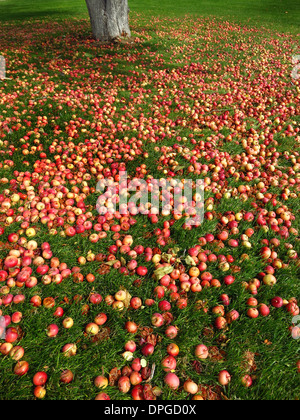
xmin=195 ymin=344 xmax=209 ymax=359
xmin=118 ymin=376 xmax=131 ymax=393
xmin=94 ymin=376 xmax=108 ymax=389
xmin=142 ymin=343 xmax=155 ymax=356
xmin=33 ymin=371 xmax=48 ymax=386
xmin=162 ymin=355 xmax=177 ymax=372
xmin=47 ymin=324 xmax=59 ymax=337
xmin=60 ymin=370 xmax=74 ymax=384
xmin=218 ymin=370 xmax=231 ymax=386
xmin=271 ymin=297 xmax=283 ymax=308
xmin=95 ymin=393 xmax=110 ymax=400
xmin=14 ymin=361 xmax=29 ymax=376
xmin=164 ymin=373 xmax=180 ymax=390
xmin=34 ymin=386 xmax=46 ymax=399
xmin=241 ymin=374 xmax=253 ymax=388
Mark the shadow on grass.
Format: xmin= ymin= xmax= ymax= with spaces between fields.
xmin=0 ymin=10 xmax=81 ymax=22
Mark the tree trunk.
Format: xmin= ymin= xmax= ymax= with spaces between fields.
xmin=85 ymin=0 xmax=131 ymax=42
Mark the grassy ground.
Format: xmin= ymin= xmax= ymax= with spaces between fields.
xmin=0 ymin=0 xmax=299 ymax=33
xmin=0 ymin=0 xmax=299 ymax=401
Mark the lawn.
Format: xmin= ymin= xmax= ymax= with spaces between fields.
xmin=0 ymin=0 xmax=299 ymax=401
xmin=0 ymin=0 xmax=299 ymax=33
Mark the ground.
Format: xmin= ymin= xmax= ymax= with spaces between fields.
xmin=0 ymin=0 xmax=299 ymax=401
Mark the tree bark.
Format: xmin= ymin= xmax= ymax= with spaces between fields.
xmin=85 ymin=0 xmax=131 ymax=42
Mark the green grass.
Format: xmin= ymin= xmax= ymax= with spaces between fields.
xmin=0 ymin=0 xmax=299 ymax=34
xmin=0 ymin=0 xmax=299 ymax=402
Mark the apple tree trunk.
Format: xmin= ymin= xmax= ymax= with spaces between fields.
xmin=85 ymin=0 xmax=131 ymax=42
